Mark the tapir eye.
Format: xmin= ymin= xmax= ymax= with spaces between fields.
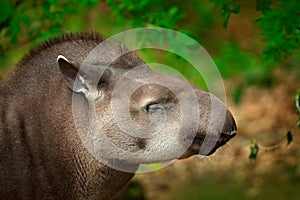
xmin=145 ymin=103 xmax=164 ymax=113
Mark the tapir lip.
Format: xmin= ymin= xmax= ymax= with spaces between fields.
xmin=202 ymin=130 xmax=237 ymax=156
xmin=181 ymin=130 xmax=237 ymax=158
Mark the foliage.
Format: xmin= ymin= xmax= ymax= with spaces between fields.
xmin=249 ymin=139 xmax=259 ymax=160
xmin=296 ymin=90 xmax=300 ymax=129
xmin=214 ymin=0 xmax=241 ymax=28
xmin=215 ymin=0 xmax=300 ymax=62
xmin=214 ymin=42 xmax=273 ymax=103
xmin=105 ymin=0 xmax=184 ymax=29
xmin=247 ymin=89 xmax=300 ymax=160
xmin=117 ymin=181 xmax=145 ymax=200
xmin=106 ymin=0 xmax=300 ymax=64
xmin=0 ymin=0 xmax=98 ymax=59
xmin=248 ymin=88 xmax=299 ymax=160
xmin=249 ymin=130 xmax=294 ymax=160
xmin=258 ymin=0 xmax=300 ymax=62
xmin=2 ymin=0 xmax=299 ymax=63
xmin=0 ymin=0 xmax=299 ymax=163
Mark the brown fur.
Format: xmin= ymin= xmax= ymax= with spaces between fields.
xmin=0 ymin=32 xmax=135 ymax=199
xmin=0 ymin=32 xmax=236 ymax=199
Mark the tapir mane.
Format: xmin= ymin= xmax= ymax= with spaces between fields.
xmin=17 ymin=32 xmax=105 ymax=68
xmin=16 ymin=31 xmax=144 ymax=74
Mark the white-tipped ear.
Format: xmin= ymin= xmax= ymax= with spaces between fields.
xmin=57 ymin=54 xmax=78 ymax=83
xmin=57 ymin=54 xmax=101 ymax=100
xmin=57 ymin=55 xmax=70 ymax=62
xmin=57 ymin=55 xmax=86 ymax=92
xmin=57 ymin=55 xmax=112 ymax=100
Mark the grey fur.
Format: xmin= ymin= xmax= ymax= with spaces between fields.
xmin=0 ymin=32 xmax=236 ymax=199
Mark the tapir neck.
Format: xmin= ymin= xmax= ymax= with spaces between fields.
xmin=0 ymin=73 xmax=136 ymax=199
xmin=65 ymin=93 xmax=138 ymax=199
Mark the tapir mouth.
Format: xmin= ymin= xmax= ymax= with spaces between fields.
xmin=180 ymin=130 xmax=237 ymax=159
xmin=197 ymin=130 xmax=237 ymax=156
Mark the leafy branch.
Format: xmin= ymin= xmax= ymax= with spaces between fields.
xmin=249 ymin=131 xmax=293 ymax=160
xmin=105 ymin=0 xmax=184 ymax=28
xmin=249 ymin=93 xmax=300 ymax=160
xmin=0 ymin=0 xmax=98 ymax=57
xmin=1 ymin=0 xmax=299 ymax=65
xmin=214 ymin=0 xmax=300 ymax=62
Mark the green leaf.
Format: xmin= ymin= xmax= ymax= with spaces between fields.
xmin=8 ymin=15 xmax=21 ymax=41
xmin=217 ymin=0 xmax=241 ymax=28
xmin=222 ymin=13 xmax=230 ymax=28
xmin=232 ymin=87 xmax=243 ymax=105
xmin=169 ymin=7 xmax=179 ymax=16
xmin=255 ymin=0 xmax=272 ymax=14
xmin=79 ymin=0 xmax=99 ymax=6
xmin=296 ymin=90 xmax=300 ymax=114
xmin=0 ymin=0 xmax=14 ymax=25
xmin=232 ymin=4 xmax=240 ymax=14
xmin=295 ymin=90 xmax=300 ymax=128
xmin=286 ymin=131 xmax=293 ymax=145
xmin=258 ymin=0 xmax=300 ymax=62
xmin=249 ymin=139 xmax=259 ymax=160
xmin=21 ymin=15 xmax=31 ymax=27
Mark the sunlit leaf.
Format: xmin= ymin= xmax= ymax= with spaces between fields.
xmin=249 ymin=139 xmax=259 ymax=160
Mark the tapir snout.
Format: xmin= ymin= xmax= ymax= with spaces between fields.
xmin=180 ymin=88 xmax=237 ymax=158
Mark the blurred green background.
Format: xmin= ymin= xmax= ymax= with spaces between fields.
xmin=1 ymin=0 xmax=300 ymax=199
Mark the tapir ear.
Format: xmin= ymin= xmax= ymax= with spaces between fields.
xmin=57 ymin=55 xmax=100 ymax=100
xmin=57 ymin=55 xmax=78 ymax=82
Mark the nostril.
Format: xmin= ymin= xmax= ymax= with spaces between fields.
xmin=228 ymin=130 xmax=237 ymax=136
xmin=222 ymin=109 xmax=237 ymax=137
xmin=230 ymin=122 xmax=237 ymax=136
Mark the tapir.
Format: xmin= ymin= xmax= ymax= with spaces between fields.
xmin=0 ymin=32 xmax=236 ymax=199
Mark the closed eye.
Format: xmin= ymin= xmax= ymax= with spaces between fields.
xmin=144 ymin=103 xmax=165 ymax=113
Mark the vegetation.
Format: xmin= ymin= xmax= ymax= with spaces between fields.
xmin=1 ymin=0 xmax=299 ymax=157
xmin=1 ymin=0 xmax=299 ymax=93
xmin=1 ymin=0 xmax=299 ymax=61
xmin=0 ymin=1 xmax=299 ymax=199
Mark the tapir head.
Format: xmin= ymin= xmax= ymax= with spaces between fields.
xmin=56 ymin=37 xmax=237 ymax=167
